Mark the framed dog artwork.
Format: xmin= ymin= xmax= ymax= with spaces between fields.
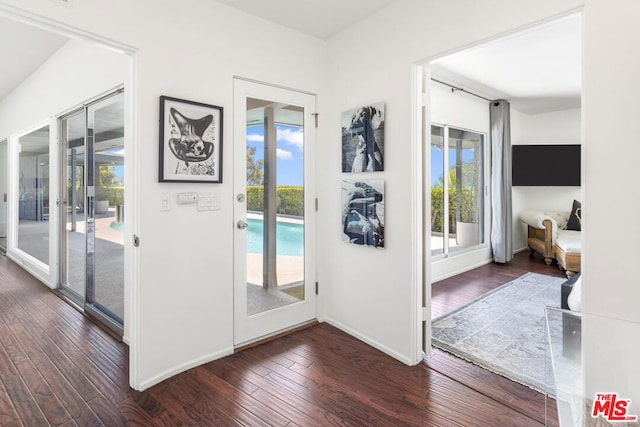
xmin=341 ymin=102 xmax=385 ymax=173
xmin=341 ymin=179 xmax=385 ymax=248
xmin=159 ymin=96 xmax=223 ymax=183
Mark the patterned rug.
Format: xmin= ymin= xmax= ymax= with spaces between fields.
xmin=432 ymin=272 xmax=566 ymax=394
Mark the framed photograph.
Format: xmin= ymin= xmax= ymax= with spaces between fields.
xmin=341 ymin=102 xmax=385 ymax=173
xmin=159 ymin=96 xmax=223 ymax=182
xmin=341 ymin=180 xmax=385 ymax=248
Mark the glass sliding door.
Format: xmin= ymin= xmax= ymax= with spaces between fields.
xmin=17 ymin=125 xmax=50 ymax=265
xmin=87 ymin=92 xmax=125 ymax=328
xmin=430 ymin=124 xmax=485 ymax=257
xmin=60 ymin=110 xmax=87 ymax=302
xmin=59 ymin=90 xmax=124 ymax=334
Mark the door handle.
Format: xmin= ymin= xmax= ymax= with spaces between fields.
xmin=237 ymin=220 xmax=248 ymax=229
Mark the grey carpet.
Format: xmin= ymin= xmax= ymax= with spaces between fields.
xmin=432 ymin=272 xmax=566 ymax=394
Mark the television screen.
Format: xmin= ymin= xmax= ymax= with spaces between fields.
xmin=512 ymin=145 xmax=581 ymax=186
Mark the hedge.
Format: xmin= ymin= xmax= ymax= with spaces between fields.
xmin=96 ymin=186 xmax=124 ymax=206
xmin=431 ymin=187 xmax=479 ymax=233
xmin=247 ymin=185 xmax=304 ymax=217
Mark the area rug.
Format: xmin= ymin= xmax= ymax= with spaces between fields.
xmin=432 ymin=272 xmax=566 ymax=394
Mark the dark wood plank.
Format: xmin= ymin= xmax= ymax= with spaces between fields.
xmin=0 ymin=379 xmax=20 ymax=426
xmin=0 ymin=344 xmax=49 ymax=426
xmin=0 ymin=251 xmax=558 ymax=426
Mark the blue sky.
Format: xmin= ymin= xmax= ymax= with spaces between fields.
xmin=246 ymin=124 xmax=304 ymax=186
xmin=431 ymin=147 xmax=476 ymax=186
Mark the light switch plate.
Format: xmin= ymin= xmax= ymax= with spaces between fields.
xmin=197 ymin=193 xmax=220 ymax=211
xmin=160 ymin=193 xmax=170 ymax=211
xmin=177 ymin=192 xmax=197 ymax=204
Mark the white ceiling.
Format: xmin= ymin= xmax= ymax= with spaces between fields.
xmin=431 ymin=14 xmax=581 ymax=114
xmin=213 ymin=0 xmax=398 ymax=39
xmin=0 ymin=15 xmax=69 ymax=102
xmin=1 ymin=5 xmax=579 ymax=116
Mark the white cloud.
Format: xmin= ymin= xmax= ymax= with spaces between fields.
xmin=246 ymin=133 xmax=264 ymax=143
xmin=276 ymin=149 xmax=293 ymax=160
xmin=277 ymin=128 xmax=304 ymax=150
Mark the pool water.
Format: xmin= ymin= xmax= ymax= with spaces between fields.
xmin=247 ymin=218 xmax=304 ymax=256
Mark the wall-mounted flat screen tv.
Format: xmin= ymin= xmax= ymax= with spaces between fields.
xmin=512 ymin=144 xmax=581 ymax=186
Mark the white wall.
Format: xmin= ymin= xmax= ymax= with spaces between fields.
xmin=320 ymin=0 xmax=584 ymax=365
xmin=0 ymin=39 xmax=128 ymax=138
xmin=511 ymin=107 xmax=582 ymax=250
xmin=0 ymin=0 xmax=326 ymax=390
xmin=582 ymin=0 xmax=640 ymax=405
xmin=430 ymin=81 xmax=492 ymax=282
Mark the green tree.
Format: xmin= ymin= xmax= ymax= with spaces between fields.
xmin=247 ymin=146 xmax=264 ymax=185
xmin=435 ymin=162 xmax=477 ymax=189
xmin=98 ymin=165 xmax=116 ymax=187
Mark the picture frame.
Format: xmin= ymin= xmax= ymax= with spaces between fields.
xmin=341 ymin=102 xmax=385 ymax=173
xmin=341 ymin=179 xmax=385 ymax=248
xmin=159 ymin=95 xmax=223 ymax=183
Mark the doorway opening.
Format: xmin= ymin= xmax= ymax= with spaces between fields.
xmin=420 ymin=12 xmax=582 ymax=389
xmin=0 ymin=9 xmax=135 ymax=341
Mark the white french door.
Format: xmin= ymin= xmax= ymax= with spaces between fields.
xmin=233 ymin=78 xmax=316 ymax=346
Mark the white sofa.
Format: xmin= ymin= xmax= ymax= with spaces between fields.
xmin=519 ymin=210 xmax=581 ymax=277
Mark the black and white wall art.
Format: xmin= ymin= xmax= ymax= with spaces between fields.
xmin=159 ymin=96 xmax=223 ymax=182
xmin=341 ymin=102 xmax=385 ymax=173
xmin=341 ymin=180 xmax=385 ymax=248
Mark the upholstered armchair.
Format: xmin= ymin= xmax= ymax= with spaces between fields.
xmin=519 ymin=211 xmax=561 ymax=265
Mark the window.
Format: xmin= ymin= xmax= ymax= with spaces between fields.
xmin=17 ymin=125 xmax=50 ymax=266
xmin=430 ymin=124 xmax=486 ymax=257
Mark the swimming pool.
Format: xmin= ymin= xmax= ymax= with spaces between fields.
xmin=246 ymin=218 xmax=304 ymax=256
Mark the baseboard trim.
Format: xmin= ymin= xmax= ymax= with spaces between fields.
xmin=136 ymin=347 xmax=234 ymax=391
xmin=6 ymin=252 xmax=52 ymax=288
xmin=323 ymin=318 xmax=414 ymax=366
xmin=432 ymin=258 xmax=493 ymax=283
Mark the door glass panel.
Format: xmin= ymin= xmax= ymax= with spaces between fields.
xmin=448 ymin=128 xmax=484 ymax=251
xmin=245 ymin=98 xmax=304 ymax=316
xmin=61 ymin=111 xmax=87 ymax=299
xmin=430 ymin=125 xmax=445 ymax=256
xmin=17 ymin=125 xmax=50 ymax=265
xmin=0 ymin=140 xmax=7 ymax=252
xmin=91 ymin=93 xmax=125 ymax=322
xmin=430 ymin=125 xmax=485 ymax=257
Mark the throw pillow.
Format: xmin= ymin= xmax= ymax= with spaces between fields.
xmin=544 ymin=211 xmax=570 ymax=230
xmin=566 ymin=200 xmax=582 ymax=231
xmin=567 ymin=276 xmax=582 ymax=311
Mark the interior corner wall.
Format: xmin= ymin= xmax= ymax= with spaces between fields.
xmin=510 ymin=108 xmax=582 ymax=251
xmin=0 ymin=0 xmax=326 ymax=390
xmin=320 ymin=0 xmax=584 ymax=365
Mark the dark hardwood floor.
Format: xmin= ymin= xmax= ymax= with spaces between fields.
xmin=432 ymin=250 xmax=566 ymax=319
xmin=0 ymin=251 xmax=561 ymax=426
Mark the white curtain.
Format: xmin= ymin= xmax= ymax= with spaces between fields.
xmin=490 ymin=100 xmax=513 ymax=263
